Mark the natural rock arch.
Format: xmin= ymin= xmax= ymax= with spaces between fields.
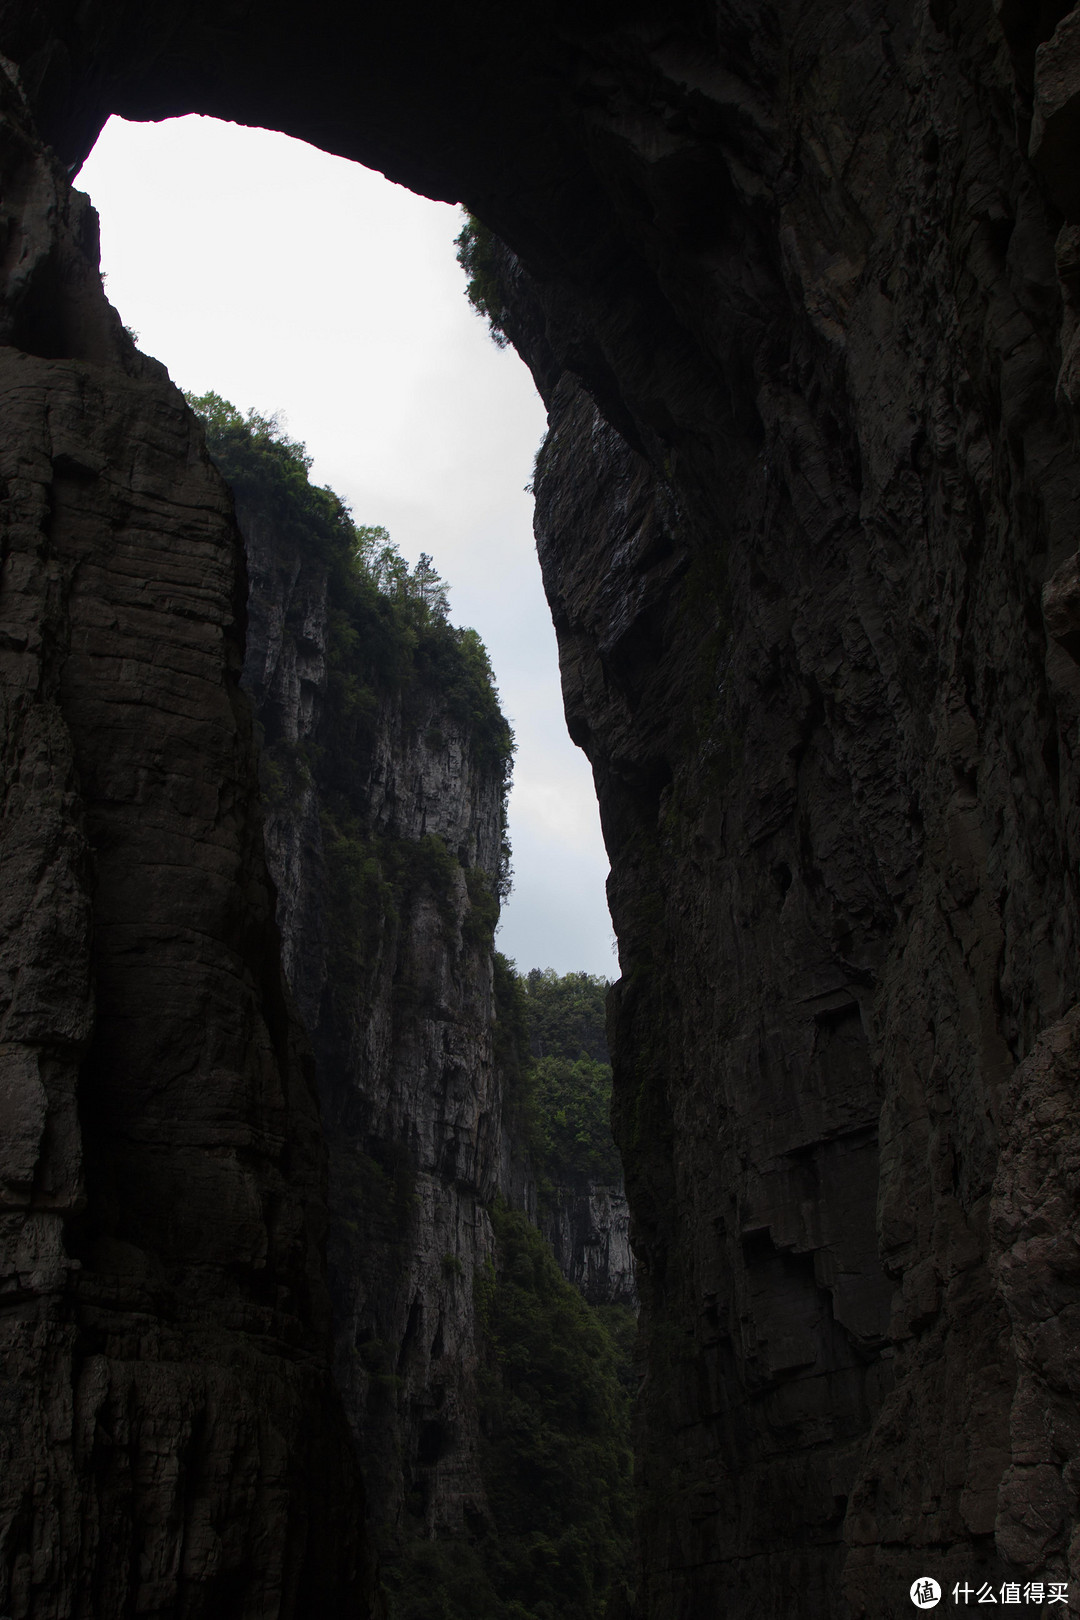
xmin=2 ymin=3 xmax=1080 ymax=1617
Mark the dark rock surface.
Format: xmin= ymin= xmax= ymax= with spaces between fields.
xmin=1 ymin=2 xmax=1080 ymax=1616
xmin=541 ymin=1180 xmax=636 ymax=1308
xmin=236 ymin=474 xmax=523 ymax=1544
xmin=0 ymin=57 xmax=371 ymax=1620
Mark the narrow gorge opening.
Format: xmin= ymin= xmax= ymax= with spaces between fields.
xmin=77 ymin=113 xmax=637 ymax=1620
xmin=79 ymin=112 xmax=615 ymax=980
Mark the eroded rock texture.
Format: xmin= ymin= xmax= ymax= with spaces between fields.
xmin=0 ymin=59 xmax=370 ymax=1620
xmin=541 ymin=1181 xmax=636 ymax=1308
xmin=3 ymin=1 xmax=1080 ymax=1616
xmin=237 ymin=474 xmax=521 ymax=1542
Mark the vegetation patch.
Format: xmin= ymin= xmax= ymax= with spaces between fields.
xmin=384 ymin=1202 xmax=634 ymax=1620
xmin=455 ymin=213 xmax=511 ymax=348
xmin=521 ymin=969 xmax=611 ymax=1066
xmin=518 ymin=969 xmax=620 ymax=1190
xmin=530 ymin=1053 xmax=622 ymax=1187
xmin=463 ymin=866 xmax=501 ymax=951
xmin=187 ymin=389 xmax=514 ymax=788
xmin=187 ymin=389 xmax=514 ymax=1019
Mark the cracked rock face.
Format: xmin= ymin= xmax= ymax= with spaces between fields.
xmin=3 ymin=2 xmax=1080 ymax=1617
xmin=541 ymin=1181 xmax=637 ymax=1308
xmin=0 ymin=62 xmax=370 ymax=1620
xmin=238 ymin=484 xmax=522 ymax=1542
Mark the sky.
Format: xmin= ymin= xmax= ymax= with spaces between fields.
xmin=77 ymin=115 xmax=616 ymax=978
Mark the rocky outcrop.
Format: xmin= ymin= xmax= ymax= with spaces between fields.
xmin=520 ymin=8 xmax=1080 ymax=1603
xmin=0 ymin=59 xmax=371 ymax=1619
xmin=541 ymin=1182 xmax=636 ymax=1308
xmin=3 ymin=2 xmax=1080 ymax=1617
xmin=235 ymin=469 xmax=522 ymax=1542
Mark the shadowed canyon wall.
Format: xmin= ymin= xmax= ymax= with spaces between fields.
xmin=2 ymin=2 xmax=1080 ymax=1617
xmin=191 ymin=399 xmax=637 ymax=1619
xmin=232 ymin=423 xmax=522 ymax=1542
xmin=0 ymin=69 xmax=372 ymax=1619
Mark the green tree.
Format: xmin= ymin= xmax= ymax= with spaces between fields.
xmin=530 ymin=1054 xmax=621 ymax=1185
xmin=455 ymin=212 xmax=510 ymax=348
xmin=410 ymin=551 xmax=450 ymax=619
xmin=522 ymin=969 xmax=610 ymax=1063
xmin=512 ymin=966 xmax=621 ymax=1191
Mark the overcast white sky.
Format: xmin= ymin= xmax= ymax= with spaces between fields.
xmin=78 ymin=115 xmax=616 ymax=978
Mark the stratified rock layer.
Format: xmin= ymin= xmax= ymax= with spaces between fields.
xmin=518 ymin=11 xmax=1080 ymax=1609
xmin=237 ymin=479 xmax=520 ymax=1543
xmin=2 ymin=2 xmax=1080 ymax=1617
xmin=0 ymin=60 xmax=370 ymax=1620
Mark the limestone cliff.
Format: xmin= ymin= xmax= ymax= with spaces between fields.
xmin=228 ymin=419 xmax=518 ymax=1542
xmin=3 ymin=3 xmax=1080 ymax=1618
xmin=0 ymin=62 xmax=372 ymax=1620
xmin=541 ymin=1181 xmax=636 ymax=1308
xmin=203 ymin=404 xmax=635 ymax=1620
